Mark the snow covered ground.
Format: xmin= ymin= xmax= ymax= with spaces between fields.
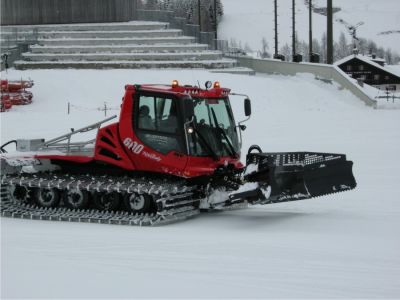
xmin=1 ymin=68 xmax=400 ymax=298
xmin=219 ymin=0 xmax=400 ymax=54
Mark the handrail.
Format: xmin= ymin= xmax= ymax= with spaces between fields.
xmin=41 ymin=115 xmax=117 ymax=153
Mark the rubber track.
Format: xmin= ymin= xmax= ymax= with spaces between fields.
xmin=0 ymin=173 xmax=200 ymax=226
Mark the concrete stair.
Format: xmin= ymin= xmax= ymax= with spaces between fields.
xmin=22 ymin=51 xmax=223 ymax=61
xmin=33 ymin=36 xmax=197 ymax=46
xmin=30 ymin=44 xmax=209 ymax=54
xmin=3 ymin=29 xmax=183 ymax=39
xmin=0 ymin=22 xmax=169 ymax=32
xmin=1 ymin=21 xmax=238 ymax=70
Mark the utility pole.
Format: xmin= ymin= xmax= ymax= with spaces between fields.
xmin=292 ymin=0 xmax=296 ymax=61
xmin=274 ymin=0 xmax=278 ymax=57
xmin=309 ymin=0 xmax=313 ymax=61
xmin=327 ymin=0 xmax=333 ymax=64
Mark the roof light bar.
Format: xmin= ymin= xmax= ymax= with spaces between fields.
xmin=172 ymin=80 xmax=179 ymax=88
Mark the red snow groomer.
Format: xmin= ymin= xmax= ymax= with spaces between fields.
xmin=0 ymin=80 xmax=357 ymax=226
xmin=0 ymin=94 xmax=13 ymax=112
xmin=0 ymin=79 xmax=34 ymax=109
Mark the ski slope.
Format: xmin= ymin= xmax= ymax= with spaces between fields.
xmin=1 ymin=68 xmax=400 ymax=298
xmin=219 ymin=0 xmax=400 ymax=53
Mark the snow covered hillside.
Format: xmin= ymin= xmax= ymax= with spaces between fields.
xmin=1 ymin=68 xmax=400 ymax=298
xmin=219 ymin=0 xmax=400 ymax=54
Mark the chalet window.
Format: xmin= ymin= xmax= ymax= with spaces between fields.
xmin=374 ymin=74 xmax=380 ymax=81
xmin=346 ymin=65 xmax=352 ymax=71
xmin=384 ymin=76 xmax=390 ymax=81
xmin=359 ymin=75 xmax=367 ymax=81
xmin=359 ymin=65 xmax=364 ymax=71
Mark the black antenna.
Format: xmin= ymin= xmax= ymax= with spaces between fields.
xmin=292 ymin=0 xmax=296 ymax=61
xmin=309 ymin=0 xmax=313 ymax=61
xmin=327 ymin=0 xmax=333 ymax=64
xmin=274 ymin=0 xmax=278 ymax=57
xmin=336 ymin=18 xmax=364 ymax=54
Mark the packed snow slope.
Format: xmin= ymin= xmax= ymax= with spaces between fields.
xmin=1 ymin=69 xmax=400 ymax=298
xmin=219 ymin=0 xmax=400 ymax=53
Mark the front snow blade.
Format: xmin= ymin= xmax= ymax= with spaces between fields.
xmin=241 ymin=148 xmax=356 ymax=204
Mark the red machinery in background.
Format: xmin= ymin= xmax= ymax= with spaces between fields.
xmin=0 ymin=79 xmax=34 ymax=112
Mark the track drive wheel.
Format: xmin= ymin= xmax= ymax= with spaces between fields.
xmin=93 ymin=191 xmax=121 ymax=211
xmin=124 ymin=193 xmax=154 ymax=214
xmin=63 ymin=188 xmax=89 ymax=209
xmin=35 ymin=187 xmax=60 ymax=208
xmin=9 ymin=184 xmax=33 ymax=204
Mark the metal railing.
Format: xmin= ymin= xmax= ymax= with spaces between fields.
xmin=1 ymin=28 xmax=39 ymax=70
xmin=40 ymin=115 xmax=117 ymax=154
xmin=135 ymin=9 xmax=231 ymax=53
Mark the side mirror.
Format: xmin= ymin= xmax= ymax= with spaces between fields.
xmin=183 ymin=98 xmax=195 ymax=120
xmin=244 ymin=98 xmax=251 ymax=117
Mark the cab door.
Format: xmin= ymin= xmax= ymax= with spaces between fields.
xmin=120 ymin=92 xmax=188 ymax=177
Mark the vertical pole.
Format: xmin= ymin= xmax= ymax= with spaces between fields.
xmin=104 ymin=102 xmax=107 ymax=117
xmin=274 ymin=0 xmax=278 ymax=57
xmin=309 ymin=0 xmax=313 ymax=61
xmin=214 ymin=0 xmax=217 ymax=49
xmin=292 ymin=0 xmax=296 ymax=61
xmin=68 ymin=102 xmax=70 ymax=114
xmin=198 ymin=0 xmax=201 ymax=32
xmin=327 ymin=0 xmax=333 ymax=64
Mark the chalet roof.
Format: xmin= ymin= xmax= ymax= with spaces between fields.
xmin=371 ymin=57 xmax=386 ymax=63
xmin=334 ymin=54 xmax=400 ymax=79
xmin=386 ymin=65 xmax=400 ymax=77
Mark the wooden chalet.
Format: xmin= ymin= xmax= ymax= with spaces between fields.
xmin=335 ymin=54 xmax=400 ymax=92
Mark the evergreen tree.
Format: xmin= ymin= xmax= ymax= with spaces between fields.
xmin=337 ymin=31 xmax=349 ymax=59
xmin=367 ymin=40 xmax=378 ymax=55
xmin=312 ymin=38 xmax=322 ymax=58
xmin=145 ymin=0 xmax=158 ymax=10
xmin=320 ymin=32 xmax=327 ymax=63
xmin=260 ymin=37 xmax=270 ymax=58
xmin=392 ymin=52 xmax=400 ymax=65
xmin=299 ymin=41 xmax=309 ymax=61
xmin=333 ymin=41 xmax=341 ymax=62
xmin=377 ymin=47 xmax=385 ymax=59
xmin=357 ymin=38 xmax=368 ymax=55
xmin=280 ymin=43 xmax=291 ymax=61
xmin=244 ymin=43 xmax=252 ymax=53
xmin=385 ymin=48 xmax=393 ymax=64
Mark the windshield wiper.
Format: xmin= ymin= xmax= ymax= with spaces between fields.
xmin=211 ymin=108 xmax=236 ymax=157
xmin=193 ymin=127 xmax=219 ymax=161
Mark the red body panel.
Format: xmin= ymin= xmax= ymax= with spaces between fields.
xmin=94 ymin=123 xmax=136 ymax=170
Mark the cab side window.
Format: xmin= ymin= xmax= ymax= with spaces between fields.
xmin=136 ymin=94 xmax=183 ymax=154
xmin=138 ymin=96 xmax=155 ymax=130
xmin=158 ymin=97 xmax=178 ymax=134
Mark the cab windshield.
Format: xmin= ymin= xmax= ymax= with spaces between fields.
xmin=188 ymin=97 xmax=239 ymax=157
